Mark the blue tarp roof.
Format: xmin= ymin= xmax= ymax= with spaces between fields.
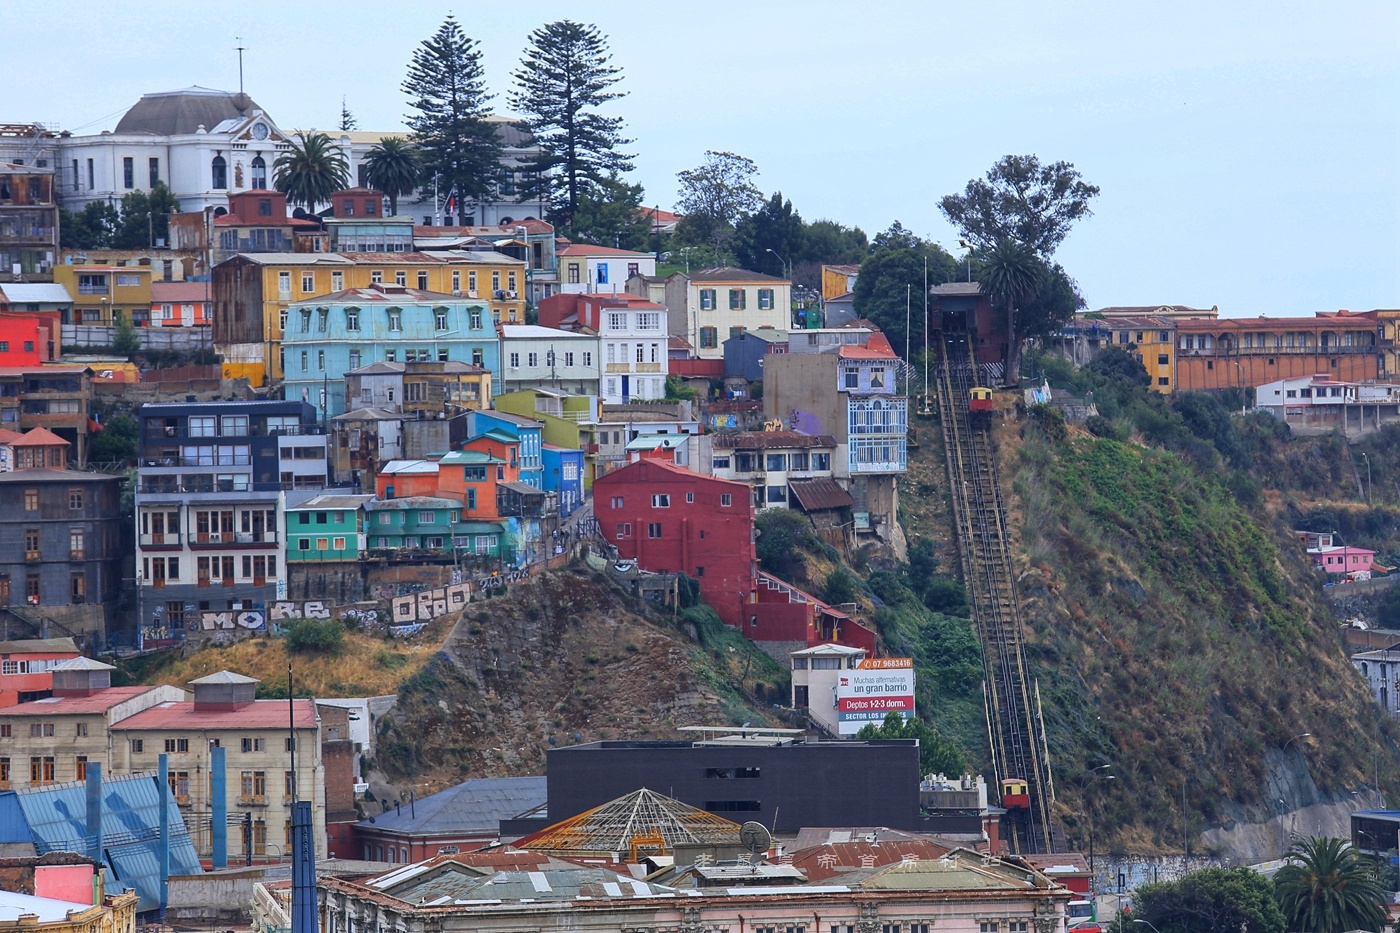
xmin=10 ymin=772 xmax=202 ymax=913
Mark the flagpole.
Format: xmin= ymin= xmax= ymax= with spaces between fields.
xmin=433 ymin=174 xmax=440 ymax=227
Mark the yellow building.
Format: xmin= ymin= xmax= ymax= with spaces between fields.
xmin=1096 ymin=316 xmax=1177 ymax=392
xmin=52 ymin=264 xmax=153 ymax=326
xmin=820 ymin=264 xmax=859 ymax=302
xmin=211 ymin=251 xmax=527 ymax=385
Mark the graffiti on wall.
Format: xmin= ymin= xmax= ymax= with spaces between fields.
xmin=391 ymin=584 xmax=471 ymax=625
xmin=200 ymin=610 xmax=267 ymax=631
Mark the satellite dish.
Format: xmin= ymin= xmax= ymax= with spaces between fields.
xmin=739 ymin=821 xmax=771 ymax=855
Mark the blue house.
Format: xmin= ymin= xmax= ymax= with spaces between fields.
xmin=283 ymin=284 xmax=501 ymax=417
xmin=542 ymin=443 xmax=584 ymax=517
xmin=466 ymin=409 xmax=545 ymax=489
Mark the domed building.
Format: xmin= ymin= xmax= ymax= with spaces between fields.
xmin=52 ymin=86 xmax=290 ymax=214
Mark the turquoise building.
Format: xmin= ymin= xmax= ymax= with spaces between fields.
xmin=283 ymin=285 xmax=501 ymax=418
xmin=285 ymin=493 xmax=373 ymax=561
xmin=364 ymin=496 xmax=463 ymax=553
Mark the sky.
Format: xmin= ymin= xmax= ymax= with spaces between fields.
xmin=14 ymin=0 xmax=1398 ymax=316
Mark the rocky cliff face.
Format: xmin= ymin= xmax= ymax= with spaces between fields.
xmin=368 ymin=566 xmax=783 ymax=794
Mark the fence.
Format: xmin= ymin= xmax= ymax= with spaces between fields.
xmin=63 ymin=324 xmax=213 ymax=351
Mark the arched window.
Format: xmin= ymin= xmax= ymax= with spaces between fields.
xmin=251 ymin=156 xmax=266 ymax=189
xmin=211 ymin=155 xmax=227 ymax=189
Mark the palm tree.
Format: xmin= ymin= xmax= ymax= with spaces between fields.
xmin=978 ymin=236 xmax=1043 ymax=387
xmin=1274 ymin=836 xmax=1388 ymax=933
xmin=273 ymin=131 xmax=350 ymax=211
xmin=363 ymin=137 xmax=421 ymax=216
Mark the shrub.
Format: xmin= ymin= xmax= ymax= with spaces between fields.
xmin=821 ymin=566 xmax=860 ymax=606
xmin=283 ymin=617 xmax=345 ymax=654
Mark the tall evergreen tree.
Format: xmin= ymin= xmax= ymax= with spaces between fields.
xmin=510 ymin=20 xmax=633 ymax=233
xmin=363 ymin=137 xmax=421 ymax=216
xmin=273 ymin=132 xmax=350 ymax=210
xmin=403 ymin=16 xmax=502 ymax=214
xmin=339 ymin=97 xmax=358 ymax=131
xmin=571 ymin=173 xmax=649 ymax=251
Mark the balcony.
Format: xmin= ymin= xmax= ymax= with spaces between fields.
xmin=139 ymin=533 xmax=183 ymax=547
xmin=190 ymin=531 xmax=278 ymax=547
xmin=175 ymin=794 xmax=191 ymax=806
xmin=141 ymin=454 xmax=252 ymax=467
xmin=237 ymin=794 xmax=268 ymax=807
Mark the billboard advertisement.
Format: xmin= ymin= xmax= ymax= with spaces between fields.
xmin=836 ymin=658 xmax=915 ymax=735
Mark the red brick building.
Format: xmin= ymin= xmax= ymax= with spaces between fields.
xmin=594 ymin=460 xmax=756 ymax=627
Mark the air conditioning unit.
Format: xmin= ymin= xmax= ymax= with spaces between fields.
xmin=452 ymin=289 xmax=461 ymax=296
xmin=467 ymin=290 xmax=478 ymax=299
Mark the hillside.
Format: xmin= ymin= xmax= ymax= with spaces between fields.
xmin=371 ymin=566 xmax=786 ymax=792
xmin=893 ymin=350 xmax=1400 ymax=855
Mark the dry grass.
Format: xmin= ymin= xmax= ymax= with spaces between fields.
xmin=137 ymin=617 xmax=454 ymax=698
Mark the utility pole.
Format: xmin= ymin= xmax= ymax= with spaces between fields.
xmin=234 ymin=40 xmax=246 ymax=96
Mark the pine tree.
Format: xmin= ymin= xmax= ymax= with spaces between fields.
xmin=510 ymin=20 xmax=633 ymax=233
xmin=403 ymin=16 xmax=502 ymax=214
xmin=339 ymin=97 xmax=358 ymax=132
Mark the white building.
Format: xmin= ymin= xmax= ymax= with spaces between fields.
xmin=49 ymin=88 xmax=548 ymax=225
xmin=789 ymin=643 xmax=868 ymax=735
xmin=1255 ymin=373 xmax=1400 ymax=438
xmin=1352 ymin=647 xmax=1400 ymax=716
xmin=660 ymin=268 xmax=791 ymax=360
xmin=599 ymin=299 xmax=668 ymax=403
xmin=497 ymin=324 xmax=599 ymax=396
xmin=52 ymin=88 xmax=291 ymax=215
xmin=557 ymin=244 xmax=656 ymax=294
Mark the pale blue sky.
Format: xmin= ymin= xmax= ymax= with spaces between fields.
xmin=16 ymin=0 xmax=1398 ymax=316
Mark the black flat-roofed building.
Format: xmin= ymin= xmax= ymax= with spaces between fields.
xmin=545 ymin=733 xmax=921 ymax=833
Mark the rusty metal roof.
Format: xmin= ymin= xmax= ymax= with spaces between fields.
xmin=512 ymin=787 xmax=741 ymax=855
xmin=788 ymin=478 xmax=854 ymax=512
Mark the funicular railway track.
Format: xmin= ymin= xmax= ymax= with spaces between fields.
xmin=935 ymin=333 xmax=1055 ymax=854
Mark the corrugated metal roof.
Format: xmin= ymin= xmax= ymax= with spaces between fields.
xmin=111 ymin=699 xmax=317 ymax=730
xmin=788 ymin=478 xmax=855 ymax=512
xmin=14 ymin=770 xmax=202 ymax=912
xmin=357 ymin=776 xmax=545 ymax=836
xmin=114 ymin=87 xmax=262 ymax=136
xmin=0 ymin=687 xmax=159 ymax=716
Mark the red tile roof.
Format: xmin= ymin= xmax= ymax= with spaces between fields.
xmin=11 ymin=427 xmax=69 ymax=447
xmin=0 ymin=686 xmax=160 ymax=716
xmin=111 ymin=699 xmax=318 ymax=730
xmin=557 ymin=243 xmax=653 ymax=258
xmin=150 ymin=281 xmax=210 ymax=303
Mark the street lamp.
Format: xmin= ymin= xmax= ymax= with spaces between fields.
xmin=1284 ymin=732 xmax=1312 ymax=752
xmin=1078 ymin=765 xmax=1114 ymax=884
xmin=764 ymin=248 xmax=791 ymax=282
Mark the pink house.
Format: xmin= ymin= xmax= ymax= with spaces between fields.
xmin=1310 ymin=545 xmax=1376 ymax=578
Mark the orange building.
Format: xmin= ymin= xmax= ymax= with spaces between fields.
xmin=1173 ymin=311 xmax=1378 ymax=391
xmin=376 ymin=459 xmax=440 ymax=500
xmin=436 ymin=431 xmax=523 ymax=521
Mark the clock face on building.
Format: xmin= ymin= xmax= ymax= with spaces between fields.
xmin=251 ymin=122 xmax=270 ymax=140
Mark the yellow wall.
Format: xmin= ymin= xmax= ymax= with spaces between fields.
xmin=54 ymin=266 xmax=153 ymax=325
xmin=1102 ymin=322 xmax=1176 ymax=393
xmin=821 ymin=266 xmax=857 ymax=301
xmin=1378 ymin=310 xmax=1400 ymax=375
xmin=251 ymin=258 xmax=526 ymax=382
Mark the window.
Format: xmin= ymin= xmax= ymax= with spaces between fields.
xmin=812 ymin=452 xmax=831 ymax=471
xmin=720 ymin=493 xmax=733 ymax=507
xmin=23 ymin=528 xmax=39 ymax=560
xmin=700 ymin=327 xmax=718 ymax=349
xmin=212 ymin=156 xmax=227 ymax=189
xmin=149 ymin=156 xmax=160 ymax=188
xmin=76 ymin=722 xmax=88 ymax=737
xmin=75 ymin=756 xmax=88 ymax=781
xmin=241 ymin=737 xmax=265 ymax=753
xmin=528 ymin=352 xmax=539 ymax=367
xmin=388 ymin=309 xmax=401 ymax=331
xmin=766 ymin=453 xmax=786 ymax=471
xmin=164 ymin=738 xmax=189 ymax=753
xmin=758 ymin=288 xmax=774 ymax=310
xmin=435 ymin=308 xmax=448 ymax=330
xmin=583 ymin=352 xmax=592 ymax=367
xmin=317 ymin=350 xmax=325 ymax=370
xmin=729 ymin=289 xmax=746 ymax=310
xmin=395 ymin=270 xmax=407 ymax=286
xmin=767 ymin=485 xmax=787 ymax=503
xmin=699 ymin=289 xmax=716 ymax=310
xmin=869 ymin=366 xmax=886 ymax=389
xmin=130 ymin=739 xmax=144 ymax=753
xmin=30 ymin=757 xmax=55 ymax=785
xmin=69 ymin=529 xmax=84 ymax=559
xmin=417 ymin=511 xmax=437 ymax=523
xmin=1157 ymin=354 xmax=1169 ymax=365
xmin=647 ymin=522 xmax=662 ymax=538
xmin=652 ymin=494 xmax=670 ymax=507
xmin=979 ymin=924 xmax=999 ymax=933
xmin=300 ymin=350 xmax=309 ymax=372
xmin=122 ymin=157 xmax=134 ymax=189
xmin=29 ymin=722 xmax=55 ymax=737
xmin=23 ymin=488 xmax=37 ymax=511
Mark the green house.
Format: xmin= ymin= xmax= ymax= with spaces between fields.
xmin=285 ymin=494 xmax=374 ymax=562
xmin=365 ymin=496 xmax=463 ymax=553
